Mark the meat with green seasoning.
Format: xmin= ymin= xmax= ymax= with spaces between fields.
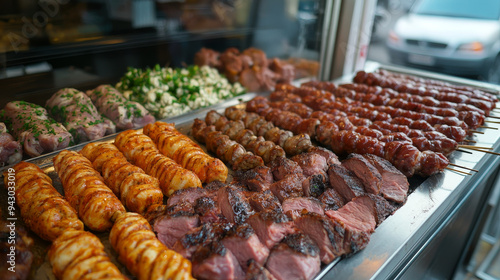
xmin=86 ymin=84 xmax=155 ymax=130
xmin=0 ymin=122 xmax=22 ymax=166
xmin=46 ymin=88 xmax=108 ymax=143
xmin=3 ymin=101 xmax=72 ymax=157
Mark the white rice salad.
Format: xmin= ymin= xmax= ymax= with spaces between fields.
xmin=116 ymin=65 xmax=246 ymax=119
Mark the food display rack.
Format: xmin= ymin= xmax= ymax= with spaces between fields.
xmin=1 ymin=64 xmax=500 ymax=280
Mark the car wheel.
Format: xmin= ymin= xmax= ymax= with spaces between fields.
xmin=487 ymin=56 xmax=500 ymax=84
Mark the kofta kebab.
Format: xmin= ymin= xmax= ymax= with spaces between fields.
xmin=4 ymin=69 xmax=498 ymax=280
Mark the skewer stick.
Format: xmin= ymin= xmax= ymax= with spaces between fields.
xmin=469 ymin=130 xmax=485 ymax=134
xmin=456 ymin=149 xmax=473 ymax=154
xmin=448 ymin=163 xmax=478 ymax=172
xmin=479 ymin=126 xmax=498 ymax=130
xmin=487 ymin=115 xmax=500 ymax=120
xmin=485 ymin=120 xmax=500 ymax=124
xmin=461 ymin=147 xmax=500 ymax=156
xmin=458 ymin=145 xmax=492 ymax=150
xmin=464 ymin=139 xmax=476 ymax=143
xmin=445 ymin=167 xmax=472 ymax=176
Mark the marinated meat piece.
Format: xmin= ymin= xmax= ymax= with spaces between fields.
xmin=268 ymin=58 xmax=295 ymax=84
xmin=269 ymin=157 xmax=303 ymax=181
xmin=192 ymin=241 xmax=245 ymax=280
xmin=240 ymin=68 xmax=262 ymax=92
xmin=291 ymin=152 xmax=328 ymax=177
xmin=302 ymin=173 xmax=328 ymax=198
xmin=218 ymin=185 xmax=255 ymax=224
xmin=0 ymin=123 xmax=22 ymax=166
xmin=194 ymin=47 xmax=221 ymax=69
xmin=363 ymin=154 xmax=409 ymax=204
xmin=307 ymin=146 xmax=341 ymax=166
xmin=342 ymin=153 xmax=382 ymax=195
xmin=194 ymin=197 xmax=227 ymax=224
xmin=153 ymin=203 xmax=200 ymax=248
xmin=3 ymin=101 xmax=71 ymax=157
xmin=282 ymin=197 xmax=324 ymax=220
xmin=247 ymin=209 xmax=295 ymax=249
xmin=173 ymin=223 xmax=232 ymax=260
xmin=270 ymin=173 xmax=305 ymax=202
xmin=220 ymin=48 xmax=244 ymax=83
xmin=328 ymin=164 xmax=366 ymax=202
xmin=86 ymin=85 xmax=155 ymax=130
xmin=319 ymin=188 xmax=346 ymax=211
xmin=248 ymin=190 xmax=283 ymax=213
xmin=325 ymin=196 xmax=377 ymax=255
xmin=233 ymin=166 xmax=274 ymax=192
xmin=46 ymin=88 xmax=107 ymax=143
xmin=221 ymin=223 xmax=270 ymax=269
xmin=265 ymin=233 xmax=321 ymax=280
xmin=246 ymin=259 xmax=277 ymax=280
xmin=294 ymin=212 xmax=340 ymax=264
xmin=242 ymin=48 xmax=268 ymax=69
xmin=166 ymin=187 xmax=212 ymax=207
xmin=367 ymin=194 xmax=396 ymax=226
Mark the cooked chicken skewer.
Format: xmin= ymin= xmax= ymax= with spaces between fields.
xmin=53 ymin=150 xmax=126 ymax=231
xmin=143 ymin=121 xmax=228 ymax=183
xmin=49 ymin=230 xmax=127 ymax=280
xmin=80 ymin=142 xmax=163 ymax=214
xmin=114 ymin=130 xmax=202 ymax=196
xmin=110 ymin=212 xmax=194 ymax=280
xmin=3 ymin=162 xmax=83 ymax=241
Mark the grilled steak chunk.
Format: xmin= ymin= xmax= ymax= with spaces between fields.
xmin=192 ymin=241 xmax=245 ymax=280
xmin=194 ymin=197 xmax=228 ymax=224
xmin=247 ymin=209 xmax=295 ymax=249
xmin=218 ymin=185 xmax=255 ymax=224
xmin=222 ymin=223 xmax=270 ymax=269
xmin=233 ymin=166 xmax=274 ymax=192
xmin=328 ymin=164 xmax=365 ymax=202
xmin=319 ymin=188 xmax=346 ymax=211
xmin=363 ymin=154 xmax=409 ymax=204
xmin=173 ymin=223 xmax=233 ymax=260
xmin=294 ymin=212 xmax=340 ymax=264
xmin=269 ymin=157 xmax=303 ymax=181
xmin=248 ymin=190 xmax=282 ymax=213
xmin=270 ymin=173 xmax=305 ymax=203
xmin=342 ymin=153 xmax=382 ymax=195
xmin=265 ymin=233 xmax=321 ymax=280
xmin=282 ymin=197 xmax=324 ymax=220
xmin=325 ymin=196 xmax=377 ymax=256
xmin=152 ymin=202 xmax=200 ymax=248
xmin=302 ymin=173 xmax=328 ymax=197
xmin=246 ymin=259 xmax=277 ymax=280
xmin=307 ymin=146 xmax=341 ymax=166
xmin=166 ymin=187 xmax=212 ymax=207
xmin=291 ymin=152 xmax=328 ymax=177
xmin=367 ymin=194 xmax=397 ymax=226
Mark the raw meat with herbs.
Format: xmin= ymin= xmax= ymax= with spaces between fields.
xmin=0 ymin=122 xmax=22 ymax=166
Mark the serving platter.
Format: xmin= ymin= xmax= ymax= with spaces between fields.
xmin=1 ymin=64 xmax=500 ymax=280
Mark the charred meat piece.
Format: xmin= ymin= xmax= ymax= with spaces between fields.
xmin=246 ymin=259 xmax=277 ymax=280
xmin=291 ymin=152 xmax=328 ymax=177
xmin=342 ymin=153 xmax=382 ymax=195
xmin=192 ymin=241 xmax=245 ymax=280
xmin=302 ymin=173 xmax=328 ymax=197
xmin=270 ymin=173 xmax=305 ymax=203
xmin=367 ymin=194 xmax=396 ymax=226
xmin=294 ymin=212 xmax=340 ymax=264
xmin=194 ymin=197 xmax=228 ymax=224
xmin=3 ymin=101 xmax=71 ymax=157
xmin=218 ymin=185 xmax=255 ymax=224
xmin=328 ymin=164 xmax=366 ymax=202
xmin=221 ymin=223 xmax=270 ymax=270
xmin=248 ymin=190 xmax=283 ymax=213
xmin=0 ymin=122 xmax=22 ymax=166
xmin=265 ymin=233 xmax=321 ymax=280
xmin=173 ymin=223 xmax=232 ymax=260
xmin=363 ymin=154 xmax=409 ymax=204
xmin=282 ymin=197 xmax=324 ymax=220
xmin=166 ymin=187 xmax=212 ymax=207
xmin=152 ymin=202 xmax=200 ymax=248
xmin=269 ymin=157 xmax=303 ymax=181
xmin=319 ymin=188 xmax=346 ymax=211
xmin=233 ymin=166 xmax=274 ymax=192
xmin=325 ymin=196 xmax=377 ymax=256
xmin=307 ymin=146 xmax=341 ymax=166
xmin=46 ymin=88 xmax=107 ymax=143
xmin=247 ymin=209 xmax=295 ymax=249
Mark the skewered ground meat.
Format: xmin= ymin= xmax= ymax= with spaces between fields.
xmin=247 ymin=209 xmax=296 ymax=249
xmin=265 ymin=233 xmax=321 ymax=280
xmin=221 ymin=223 xmax=270 ymax=270
xmin=342 ymin=153 xmax=382 ymax=195
xmin=282 ymin=197 xmax=325 ymax=220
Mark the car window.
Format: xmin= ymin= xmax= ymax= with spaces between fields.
xmin=413 ymin=0 xmax=500 ymax=20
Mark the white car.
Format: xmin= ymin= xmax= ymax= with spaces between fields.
xmin=386 ymin=0 xmax=500 ymax=83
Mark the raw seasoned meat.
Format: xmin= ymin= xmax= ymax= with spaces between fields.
xmin=342 ymin=153 xmax=382 ymax=195
xmin=265 ymin=233 xmax=320 ymax=280
xmin=221 ymin=223 xmax=270 ymax=269
xmin=282 ymin=197 xmax=324 ymax=220
xmin=86 ymin=85 xmax=155 ymax=130
xmin=3 ymin=101 xmax=71 ymax=157
xmin=46 ymin=88 xmax=107 ymax=143
xmin=363 ymin=154 xmax=409 ymax=204
xmin=0 ymin=123 xmax=22 ymax=166
xmin=247 ymin=209 xmax=295 ymax=249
